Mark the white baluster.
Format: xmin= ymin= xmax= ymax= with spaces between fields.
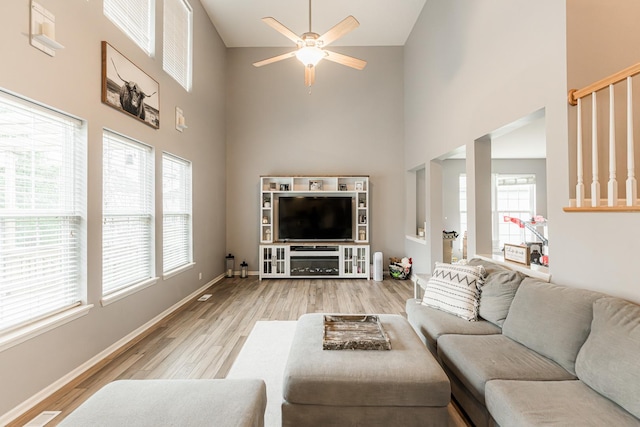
xmin=627 ymin=76 xmax=637 ymax=206
xmin=591 ymin=92 xmax=600 ymax=207
xmin=576 ymin=98 xmax=585 ymax=207
xmin=608 ymin=84 xmax=618 ymax=206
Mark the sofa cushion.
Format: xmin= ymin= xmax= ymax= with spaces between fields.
xmin=406 ymin=299 xmax=500 ymax=354
xmin=501 ymin=278 xmax=603 ymax=375
xmin=486 ymin=380 xmax=640 ymax=427
xmin=467 ymin=257 xmax=508 ymax=275
xmin=575 ymin=297 xmax=640 ymax=419
xmin=478 ymin=270 xmax=525 ymax=327
xmin=58 ymin=379 xmax=267 ymax=427
xmin=437 ymin=334 xmax=575 ymax=405
xmin=422 ymin=262 xmax=485 ymax=321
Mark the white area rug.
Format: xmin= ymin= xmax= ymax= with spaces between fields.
xmin=227 ymin=321 xmax=297 ymax=427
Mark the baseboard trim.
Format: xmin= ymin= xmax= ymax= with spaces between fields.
xmin=2 ymin=273 xmax=225 ymax=427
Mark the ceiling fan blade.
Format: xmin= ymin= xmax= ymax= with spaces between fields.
xmin=304 ymin=66 xmax=316 ymax=87
xmin=253 ymin=51 xmax=297 ymax=67
xmin=317 ymin=16 xmax=359 ymax=47
xmin=324 ymin=50 xmax=367 ymax=70
xmin=261 ymin=17 xmax=301 ymax=44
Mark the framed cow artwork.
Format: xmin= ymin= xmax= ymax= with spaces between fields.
xmin=101 ymin=41 xmax=160 ymax=129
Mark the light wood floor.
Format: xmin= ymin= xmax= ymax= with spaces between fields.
xmin=11 ymin=276 xmax=471 ymax=427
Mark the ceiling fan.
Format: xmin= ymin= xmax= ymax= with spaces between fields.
xmin=252 ymin=0 xmax=367 ymax=87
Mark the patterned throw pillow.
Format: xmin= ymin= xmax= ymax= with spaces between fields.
xmin=421 ymin=262 xmax=485 ymax=321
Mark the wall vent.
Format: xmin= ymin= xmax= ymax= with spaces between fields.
xmin=197 ymin=294 xmax=212 ymax=301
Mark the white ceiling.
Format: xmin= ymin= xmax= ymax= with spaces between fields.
xmin=199 ymin=0 xmax=428 ymax=48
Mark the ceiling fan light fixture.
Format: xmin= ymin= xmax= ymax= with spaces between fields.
xmin=295 ymin=46 xmax=325 ymax=67
xmin=253 ymin=0 xmax=366 ymax=87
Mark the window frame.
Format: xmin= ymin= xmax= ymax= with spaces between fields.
xmin=162 ymin=152 xmax=194 ymax=277
xmin=101 ymin=129 xmax=156 ymax=306
xmin=103 ymin=0 xmax=156 ymax=56
xmin=163 ymin=0 xmax=193 ymax=91
xmin=492 ymin=174 xmax=537 ymax=254
xmin=0 ymin=89 xmax=91 ymax=351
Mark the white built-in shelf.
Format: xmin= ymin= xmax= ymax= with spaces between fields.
xmin=259 ymin=175 xmax=370 ymax=280
xmin=260 ymin=175 xmax=369 ymax=244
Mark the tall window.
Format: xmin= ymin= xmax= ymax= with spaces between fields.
xmin=162 ymin=153 xmax=192 ymax=274
xmin=104 ymin=0 xmax=155 ymax=56
xmin=494 ymin=174 xmax=536 ymax=253
xmin=163 ymin=0 xmax=193 ymax=90
xmin=0 ymin=91 xmax=85 ymax=333
xmin=102 ymin=131 xmax=154 ymax=298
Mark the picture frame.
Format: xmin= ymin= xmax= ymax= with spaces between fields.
xmin=309 ymin=180 xmax=323 ymax=191
xmin=355 ymin=181 xmax=364 ymax=191
xmin=503 ymin=244 xmax=530 ymax=265
xmin=279 ymin=184 xmax=290 ymax=191
xmin=269 ymin=182 xmax=277 ymax=191
xmin=338 ymin=184 xmax=348 ymax=191
xmin=101 ymin=41 xmax=160 ymax=129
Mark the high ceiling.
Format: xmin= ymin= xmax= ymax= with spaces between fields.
xmin=199 ymin=0 xmax=428 ymax=48
xmin=200 ymin=1 xmax=547 ymax=159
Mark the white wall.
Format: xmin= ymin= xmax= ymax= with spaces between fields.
xmin=556 ymin=0 xmax=640 ymax=302
xmin=0 ymin=0 xmax=227 ymax=418
xmin=225 ymin=47 xmax=406 ymax=270
xmin=404 ymin=0 xmax=566 ymax=275
xmin=405 ymin=0 xmax=640 ymax=304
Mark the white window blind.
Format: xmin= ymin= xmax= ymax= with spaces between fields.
xmin=0 ymin=91 xmax=85 ymax=333
xmin=104 ymin=0 xmax=155 ymax=56
xmin=162 ymin=153 xmax=192 ymax=273
xmin=163 ymin=0 xmax=193 ymax=91
xmin=102 ymin=131 xmax=154 ymax=296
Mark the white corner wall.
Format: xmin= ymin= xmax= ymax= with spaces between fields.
xmin=0 ymin=0 xmax=227 ymax=419
xmin=405 ymin=0 xmax=640 ymax=304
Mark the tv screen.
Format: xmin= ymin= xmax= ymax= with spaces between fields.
xmin=278 ymin=197 xmax=353 ymax=241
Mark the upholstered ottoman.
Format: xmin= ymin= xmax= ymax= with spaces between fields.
xmin=282 ymin=313 xmax=450 ymax=427
xmin=59 ymin=379 xmax=267 ymax=427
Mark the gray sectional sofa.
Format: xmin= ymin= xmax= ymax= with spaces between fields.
xmin=406 ymin=258 xmax=640 ymax=427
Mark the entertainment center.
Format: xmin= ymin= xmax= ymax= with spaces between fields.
xmin=259 ymin=176 xmax=370 ymax=279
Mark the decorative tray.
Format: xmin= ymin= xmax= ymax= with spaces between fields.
xmin=323 ymin=315 xmax=391 ymax=350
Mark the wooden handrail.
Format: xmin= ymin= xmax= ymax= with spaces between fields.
xmin=568 ymin=62 xmax=640 ymax=105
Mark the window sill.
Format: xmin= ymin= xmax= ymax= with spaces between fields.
xmin=475 ymin=254 xmax=551 ymax=282
xmin=162 ymin=262 xmax=196 ymax=280
xmin=101 ymin=277 xmax=159 ymax=307
xmin=0 ymin=304 xmax=94 ymax=353
xmin=405 ymin=234 xmax=427 ymax=245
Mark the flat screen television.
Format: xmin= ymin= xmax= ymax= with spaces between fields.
xmin=278 ymin=196 xmax=353 ymax=241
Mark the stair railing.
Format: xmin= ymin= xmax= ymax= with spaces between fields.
xmin=567 ymin=62 xmax=640 ymax=211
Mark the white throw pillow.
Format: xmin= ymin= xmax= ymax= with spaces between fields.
xmin=422 ymin=262 xmax=485 ymax=321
